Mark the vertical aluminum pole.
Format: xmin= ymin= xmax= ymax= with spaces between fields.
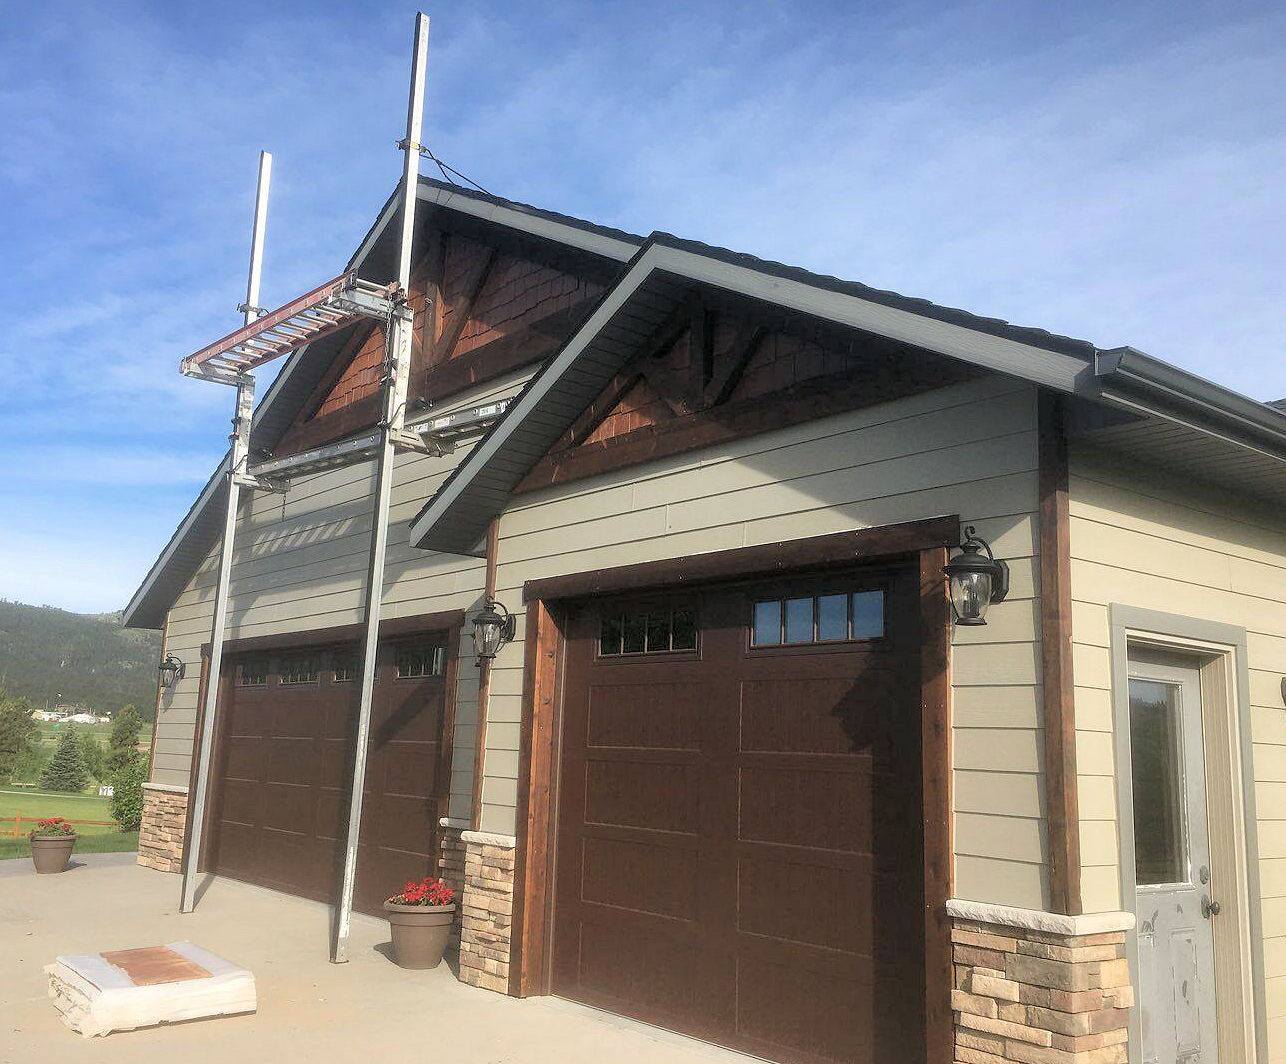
xmin=331 ymin=13 xmax=428 ymax=963
xmin=180 ymin=151 xmax=272 ymax=915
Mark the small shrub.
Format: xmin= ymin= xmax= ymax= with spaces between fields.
xmin=109 ymin=755 xmax=148 ymax=832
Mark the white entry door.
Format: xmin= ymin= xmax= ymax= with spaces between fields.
xmin=1128 ymin=654 xmax=1219 ymax=1064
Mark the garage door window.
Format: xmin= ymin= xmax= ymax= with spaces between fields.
xmin=752 ymin=589 xmax=884 ymax=646
xmin=238 ymin=657 xmax=268 ymax=686
xmin=396 ymin=644 xmax=445 ymax=678
xmin=279 ymin=654 xmax=319 ymax=685
xmin=599 ymin=607 xmax=698 ymax=657
xmin=331 ymin=651 xmax=358 ymax=682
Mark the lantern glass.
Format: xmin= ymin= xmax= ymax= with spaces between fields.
xmin=949 ymin=568 xmax=994 ymax=626
xmin=472 ymin=607 xmax=509 ymax=662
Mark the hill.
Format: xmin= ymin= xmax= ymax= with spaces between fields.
xmin=0 ymin=600 xmax=160 ymax=719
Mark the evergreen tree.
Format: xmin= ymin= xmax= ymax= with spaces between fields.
xmin=79 ymin=731 xmax=106 ymax=783
xmin=106 ymin=705 xmax=143 ymax=774
xmin=0 ymin=691 xmax=37 ymax=782
xmin=40 ymin=729 xmax=89 ymax=793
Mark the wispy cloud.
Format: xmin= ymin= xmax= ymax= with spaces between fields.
xmin=1 ymin=0 xmax=1283 ymax=613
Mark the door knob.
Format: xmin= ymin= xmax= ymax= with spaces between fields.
xmin=1202 ymin=896 xmax=1222 ymax=919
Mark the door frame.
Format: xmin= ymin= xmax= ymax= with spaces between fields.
xmin=1109 ymin=605 xmax=1266 ymax=1064
xmin=508 ymin=517 xmax=958 ymax=1063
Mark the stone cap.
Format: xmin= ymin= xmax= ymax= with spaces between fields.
xmin=947 ymin=898 xmax=1135 ymax=936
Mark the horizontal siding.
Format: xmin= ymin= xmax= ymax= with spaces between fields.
xmin=150 ymin=373 xmax=528 ymax=801
xmin=478 ymin=377 xmax=1050 ymax=907
xmin=1069 ymin=445 xmax=1286 ymax=1059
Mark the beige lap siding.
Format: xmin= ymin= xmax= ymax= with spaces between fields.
xmin=1068 ymin=445 xmax=1286 ymax=1058
xmin=480 ymin=377 xmax=1052 ymax=910
xmin=148 ymin=373 xmax=528 ymax=824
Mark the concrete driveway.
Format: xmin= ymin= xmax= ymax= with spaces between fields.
xmin=1 ymin=857 xmax=751 ymax=1064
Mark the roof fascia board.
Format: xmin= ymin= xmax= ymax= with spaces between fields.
xmin=347 ymin=183 xmax=639 ymax=276
xmin=1096 ymin=389 xmax=1286 ymax=467
xmin=652 ymin=244 xmax=1092 ymax=394
xmin=407 ymin=245 xmax=661 ymax=546
xmin=1096 ymin=346 xmax=1286 ymax=454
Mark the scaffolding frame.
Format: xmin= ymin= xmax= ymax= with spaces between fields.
xmin=176 ymin=13 xmax=487 ymax=965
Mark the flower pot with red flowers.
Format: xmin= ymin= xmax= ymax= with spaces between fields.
xmin=383 ymin=877 xmax=456 ymax=970
xmin=29 ymin=818 xmax=78 ymax=874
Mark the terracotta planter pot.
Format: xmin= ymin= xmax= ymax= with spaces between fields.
xmin=383 ymin=901 xmax=456 ymax=969
xmin=30 ymin=834 xmax=77 ymax=874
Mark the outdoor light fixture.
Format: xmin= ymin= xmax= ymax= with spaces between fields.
xmin=157 ymin=655 xmax=185 ymax=689
xmin=943 ymin=525 xmax=1009 ymax=626
xmin=472 ymin=600 xmax=516 ymax=666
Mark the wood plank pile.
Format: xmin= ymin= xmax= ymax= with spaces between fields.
xmin=45 ymin=942 xmax=256 ymax=1037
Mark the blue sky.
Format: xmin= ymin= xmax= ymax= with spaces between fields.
xmin=1 ymin=1 xmax=1284 ymax=614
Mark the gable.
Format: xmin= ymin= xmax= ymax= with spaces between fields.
xmin=518 ymin=287 xmax=981 ymax=493
xmin=272 ymin=225 xmax=612 ymax=459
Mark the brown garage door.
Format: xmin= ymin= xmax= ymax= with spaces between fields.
xmin=552 ymin=569 xmax=924 ymax=1064
xmin=209 ymin=634 xmax=448 ymax=916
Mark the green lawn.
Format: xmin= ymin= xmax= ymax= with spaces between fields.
xmin=0 ymin=831 xmax=138 ymax=861
xmin=0 ymin=788 xmax=119 ymax=835
xmin=0 ymin=788 xmax=137 ymax=861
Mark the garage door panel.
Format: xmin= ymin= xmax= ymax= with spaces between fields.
xmin=265 ymin=737 xmax=316 ymax=784
xmin=586 ymin=682 xmax=706 ymax=750
xmin=575 ymin=919 xmax=707 ymax=1023
xmin=583 ymin=759 xmax=699 ymax=834
xmin=737 ymin=854 xmax=871 ymax=955
xmin=736 ymin=957 xmax=873 ymax=1064
xmin=316 ymin=738 xmax=349 ymax=788
xmin=261 ymin=699 xmax=317 ymax=740
xmin=223 ymin=736 xmax=266 ymax=782
xmin=380 ymin=741 xmax=438 ymax=798
xmin=373 ymin=793 xmax=435 ymax=852
xmin=319 ymin=699 xmax=353 ymax=739
xmin=738 ymin=674 xmax=903 ymax=756
xmin=219 ymin=778 xmax=261 ymax=827
xmin=376 ymin=689 xmax=442 ymax=742
xmin=738 ymin=764 xmax=874 ymax=852
xmin=259 ymin=781 xmax=315 ymax=833
xmin=580 ymin=835 xmax=700 ymax=921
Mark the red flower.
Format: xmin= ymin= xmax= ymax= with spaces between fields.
xmin=387 ymin=875 xmax=455 ymax=907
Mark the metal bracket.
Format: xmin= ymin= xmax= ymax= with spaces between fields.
xmin=236 ymin=301 xmax=267 ymax=318
xmin=232 ymin=472 xmax=288 ymax=494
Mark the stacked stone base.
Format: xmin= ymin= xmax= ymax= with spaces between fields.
xmin=948 ymin=901 xmax=1134 ymax=1064
xmin=437 ymin=823 xmax=467 ymax=952
xmin=137 ymin=784 xmax=188 ymax=873
xmin=456 ymin=830 xmax=515 ymax=993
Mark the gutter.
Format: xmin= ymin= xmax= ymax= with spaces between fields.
xmin=1095 ymin=346 xmax=1286 ymax=460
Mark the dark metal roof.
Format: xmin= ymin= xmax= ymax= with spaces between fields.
xmin=649 ymin=232 xmax=1098 ymax=361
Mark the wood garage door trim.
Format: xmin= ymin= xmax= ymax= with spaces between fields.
xmin=185 ymin=608 xmax=465 ymax=879
xmin=509 ymin=518 xmax=956 ymax=1063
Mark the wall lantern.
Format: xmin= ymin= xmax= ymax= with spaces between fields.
xmin=943 ymin=526 xmax=1009 ymax=626
xmin=157 ymin=655 xmax=185 ymax=689
xmin=472 ymin=600 xmax=516 ymax=666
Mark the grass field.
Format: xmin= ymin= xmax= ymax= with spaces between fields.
xmin=0 ymin=788 xmax=137 ymax=860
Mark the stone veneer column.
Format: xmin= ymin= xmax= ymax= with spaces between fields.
xmin=137 ymin=783 xmax=189 ymax=873
xmin=456 ymin=829 xmax=516 ymax=994
xmin=947 ymin=900 xmax=1135 ymax=1064
xmin=436 ymin=821 xmax=467 ymax=952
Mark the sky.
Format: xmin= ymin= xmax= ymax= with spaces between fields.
xmin=1 ymin=0 xmax=1284 ymax=614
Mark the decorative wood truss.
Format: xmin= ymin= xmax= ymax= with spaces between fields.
xmin=273 ymin=222 xmax=612 ymax=457
xmin=518 ymin=285 xmax=982 ymax=493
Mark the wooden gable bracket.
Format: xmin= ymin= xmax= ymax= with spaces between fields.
xmin=436 ymin=243 xmax=498 ymax=365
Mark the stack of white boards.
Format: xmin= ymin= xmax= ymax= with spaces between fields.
xmin=45 ymin=942 xmax=256 ymax=1037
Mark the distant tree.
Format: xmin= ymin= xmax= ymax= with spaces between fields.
xmin=40 ymin=729 xmax=89 ymax=793
xmin=0 ymin=691 xmax=37 ymax=782
xmin=109 ymin=755 xmax=149 ymax=832
xmin=79 ymin=731 xmax=106 ymax=783
xmin=106 ymin=705 xmax=143 ymax=774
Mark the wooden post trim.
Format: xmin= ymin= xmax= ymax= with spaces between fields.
xmin=508 ymin=598 xmax=564 ymax=996
xmin=470 ymin=518 xmax=501 ymax=832
xmin=1039 ymin=391 xmax=1082 ymax=915
xmin=920 ymin=546 xmax=954 ymax=1063
xmin=145 ymin=619 xmax=168 ymax=775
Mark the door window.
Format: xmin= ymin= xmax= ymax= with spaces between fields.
xmin=1128 ymin=677 xmax=1188 ymax=886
